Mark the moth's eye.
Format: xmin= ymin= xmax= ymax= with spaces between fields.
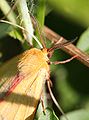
xmin=47 ymin=60 xmax=51 ymax=65
xmin=47 ymin=53 xmax=50 ymax=58
xmin=47 ymin=51 xmax=53 ymax=58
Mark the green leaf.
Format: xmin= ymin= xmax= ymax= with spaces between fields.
xmin=36 ymin=0 xmax=46 ymax=27
xmin=0 ymin=0 xmax=16 ymax=23
xmin=77 ymin=28 xmax=89 ymax=54
xmin=61 ymin=109 xmax=89 ymax=120
xmin=9 ymin=29 xmax=24 ymax=43
xmin=0 ymin=23 xmax=24 ymax=42
xmin=0 ymin=23 xmax=11 ymax=38
xmin=48 ymin=0 xmax=89 ymax=27
xmin=35 ymin=86 xmax=59 ymax=120
xmin=35 ymin=108 xmax=59 ymax=120
xmin=52 ymin=64 xmax=80 ymax=110
xmin=31 ymin=0 xmax=46 ymax=47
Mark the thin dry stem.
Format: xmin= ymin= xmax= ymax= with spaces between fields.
xmin=44 ymin=26 xmax=89 ymax=67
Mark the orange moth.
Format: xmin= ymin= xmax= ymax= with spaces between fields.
xmin=0 ymin=48 xmax=49 ymax=120
xmin=0 ymin=20 xmax=77 ymax=120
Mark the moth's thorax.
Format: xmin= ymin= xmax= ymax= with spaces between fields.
xmin=18 ymin=48 xmax=49 ymax=76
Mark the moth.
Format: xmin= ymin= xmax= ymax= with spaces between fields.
xmin=0 ymin=19 xmax=77 ymax=120
xmin=0 ymin=43 xmax=76 ymax=120
xmin=0 ymin=47 xmax=50 ymax=120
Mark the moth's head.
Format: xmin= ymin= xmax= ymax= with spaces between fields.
xmin=41 ymin=48 xmax=50 ymax=62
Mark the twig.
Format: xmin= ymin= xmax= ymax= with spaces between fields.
xmin=44 ymin=26 xmax=89 ymax=67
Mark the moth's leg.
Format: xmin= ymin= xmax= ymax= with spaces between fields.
xmin=40 ymin=92 xmax=45 ymax=114
xmin=51 ymin=54 xmax=78 ymax=65
xmin=47 ymin=79 xmax=69 ymax=120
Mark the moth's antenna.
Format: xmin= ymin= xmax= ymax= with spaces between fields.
xmin=48 ymin=37 xmax=78 ymax=53
xmin=0 ymin=20 xmax=43 ymax=49
xmin=31 ymin=15 xmax=46 ymax=48
xmin=47 ymin=80 xmax=69 ymax=120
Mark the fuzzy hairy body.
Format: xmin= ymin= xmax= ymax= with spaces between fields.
xmin=0 ymin=48 xmax=49 ymax=120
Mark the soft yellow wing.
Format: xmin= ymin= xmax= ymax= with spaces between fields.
xmin=0 ymin=48 xmax=49 ymax=120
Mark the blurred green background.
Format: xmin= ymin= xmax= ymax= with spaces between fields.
xmin=0 ymin=0 xmax=89 ymax=120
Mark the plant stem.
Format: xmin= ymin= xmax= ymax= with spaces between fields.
xmin=0 ymin=0 xmax=16 ymax=23
xmin=17 ymin=0 xmax=34 ymax=45
xmin=44 ymin=26 xmax=89 ymax=67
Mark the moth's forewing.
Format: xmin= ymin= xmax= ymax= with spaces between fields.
xmin=0 ymin=48 xmax=49 ymax=120
xmin=0 ymin=56 xmax=19 ymax=98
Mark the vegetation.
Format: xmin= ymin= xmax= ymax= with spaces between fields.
xmin=0 ymin=0 xmax=89 ymax=120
